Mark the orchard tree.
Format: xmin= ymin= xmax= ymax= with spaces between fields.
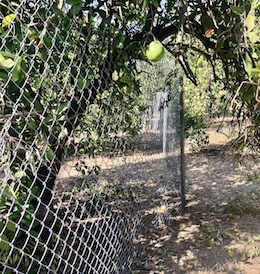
xmin=0 ymin=0 xmax=260 ymax=267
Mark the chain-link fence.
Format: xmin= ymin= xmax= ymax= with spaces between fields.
xmin=0 ymin=1 xmax=184 ymax=273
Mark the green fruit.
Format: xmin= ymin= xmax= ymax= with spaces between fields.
xmin=146 ymin=41 xmax=164 ymax=62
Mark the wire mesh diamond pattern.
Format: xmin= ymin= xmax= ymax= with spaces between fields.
xmin=0 ymin=1 xmax=184 ymax=273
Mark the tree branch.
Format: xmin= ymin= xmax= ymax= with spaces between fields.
xmin=38 ymin=0 xmax=64 ymax=47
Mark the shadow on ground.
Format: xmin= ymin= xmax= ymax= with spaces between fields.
xmin=57 ymin=142 xmax=260 ymax=274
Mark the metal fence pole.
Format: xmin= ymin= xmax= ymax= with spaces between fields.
xmin=179 ymin=76 xmax=186 ymax=214
xmin=163 ymin=93 xmax=168 ymax=156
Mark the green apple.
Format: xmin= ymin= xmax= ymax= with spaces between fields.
xmin=146 ymin=41 xmax=165 ymax=62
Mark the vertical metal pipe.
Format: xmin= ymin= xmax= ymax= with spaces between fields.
xmin=179 ymin=76 xmax=186 ymax=214
xmin=163 ymin=96 xmax=168 ymax=156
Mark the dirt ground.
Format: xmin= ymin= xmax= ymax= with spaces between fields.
xmin=58 ymin=125 xmax=260 ymax=274
xmin=131 ymin=129 xmax=260 ymax=274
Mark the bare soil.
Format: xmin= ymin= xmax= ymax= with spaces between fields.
xmin=132 ymin=129 xmax=260 ymax=274
xmin=57 ymin=125 xmax=260 ymax=274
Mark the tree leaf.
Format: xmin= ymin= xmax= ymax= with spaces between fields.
xmin=66 ymin=0 xmax=81 ymax=4
xmin=0 ymin=51 xmax=15 ymax=58
xmin=0 ymin=53 xmax=4 ymax=63
xmin=246 ymin=13 xmax=255 ymax=32
xmin=245 ymin=53 xmax=253 ymax=78
xmin=4 ymin=184 xmax=16 ymax=199
xmin=0 ymin=234 xmax=10 ymax=251
xmin=6 ymin=221 xmax=16 ymax=232
xmin=251 ymin=0 xmax=260 ymax=9
xmin=0 ymin=54 xmax=15 ymax=69
xmin=1 ymin=13 xmax=15 ymax=28
xmin=251 ymin=67 xmax=260 ymax=76
xmin=142 ymin=0 xmax=149 ymax=11
xmin=230 ymin=5 xmax=244 ymax=14
xmin=241 ymin=85 xmax=255 ymax=101
xmin=68 ymin=2 xmax=82 ymax=16
xmin=167 ymin=0 xmax=174 ymax=12
xmin=12 ymin=62 xmax=21 ymax=82
xmin=45 ymin=147 xmax=54 ymax=160
xmin=0 ymin=71 xmax=8 ymax=80
xmin=14 ymin=170 xmax=25 ymax=179
xmin=34 ymin=100 xmax=44 ymax=112
xmin=151 ymin=0 xmax=159 ymax=8
xmin=248 ymin=31 xmax=259 ymax=44
xmin=254 ymin=2 xmax=260 ymax=9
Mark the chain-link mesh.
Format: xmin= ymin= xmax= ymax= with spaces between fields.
xmin=0 ymin=1 xmax=184 ymax=273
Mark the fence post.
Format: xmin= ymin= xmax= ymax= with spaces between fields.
xmin=179 ymin=76 xmax=186 ymax=214
xmin=163 ymin=92 xmax=168 ymax=155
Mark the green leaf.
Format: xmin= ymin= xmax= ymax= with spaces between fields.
xmin=0 ymin=221 xmax=3 ymax=231
xmin=142 ymin=0 xmax=149 ymax=11
xmin=43 ymin=114 xmax=53 ymax=125
xmin=241 ymin=87 xmax=255 ymax=101
xmin=77 ymin=76 xmax=84 ymax=89
xmin=0 ymin=53 xmax=4 ymax=63
xmin=0 ymin=234 xmax=10 ymax=251
xmin=251 ymin=0 xmax=260 ymax=9
xmin=0 ymin=51 xmax=15 ymax=59
xmin=45 ymin=147 xmax=54 ymax=160
xmin=0 ymin=71 xmax=8 ymax=80
xmin=63 ymin=16 xmax=71 ymax=30
xmin=254 ymin=2 xmax=260 ymax=9
xmin=12 ymin=56 xmax=26 ymax=83
xmin=39 ymin=47 xmax=48 ymax=61
xmin=12 ymin=62 xmax=21 ymax=82
xmin=27 ymin=28 xmax=39 ymax=40
xmin=34 ymin=100 xmax=44 ymax=112
xmin=251 ymin=67 xmax=260 ymax=76
xmin=248 ymin=31 xmax=259 ymax=43
xmin=6 ymin=221 xmax=16 ymax=232
xmin=252 ymin=51 xmax=260 ymax=58
xmin=22 ymin=212 xmax=33 ymax=227
xmin=14 ymin=171 xmax=25 ymax=179
xmin=54 ymin=102 xmax=69 ymax=118
xmin=230 ymin=5 xmax=244 ymax=14
xmin=68 ymin=2 xmax=82 ymax=16
xmin=66 ymin=0 xmax=81 ymax=4
xmin=245 ymin=53 xmax=253 ymax=77
xmin=151 ymin=0 xmax=159 ymax=8
xmin=43 ymin=36 xmax=51 ymax=48
xmin=167 ymin=0 xmax=174 ymax=12
xmin=1 ymin=13 xmax=15 ymax=28
xmin=0 ymin=54 xmax=15 ymax=69
xmin=4 ymin=184 xmax=16 ymax=199
xmin=31 ymin=186 xmax=39 ymax=196
xmin=246 ymin=13 xmax=255 ymax=32
xmin=1 ymin=58 xmax=15 ymax=68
